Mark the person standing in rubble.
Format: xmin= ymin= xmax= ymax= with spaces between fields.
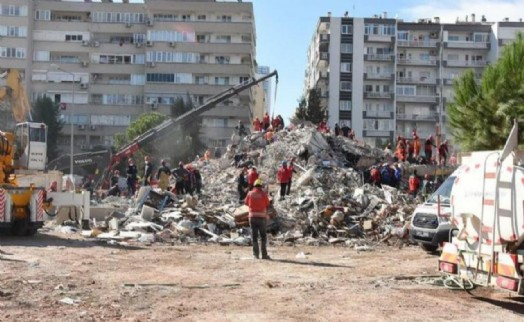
xmin=271 ymin=116 xmax=281 ymax=132
xmin=277 ymin=161 xmax=291 ymax=200
xmin=247 ymin=166 xmax=259 ymax=191
xmin=156 ymin=159 xmax=171 ymax=191
xmin=370 ymin=165 xmax=381 ymax=186
xmin=253 ymin=117 xmax=262 ymax=132
xmin=413 ymin=133 xmax=421 ymax=158
xmin=277 ymin=115 xmax=285 ymax=131
xmin=237 ymin=166 xmax=248 ymax=203
xmin=184 ymin=164 xmax=196 ymax=195
xmin=408 ymin=170 xmax=421 ymax=198
xmin=110 ymin=170 xmax=120 ymax=188
xmin=341 ymin=124 xmax=350 ymax=138
xmin=173 ymin=161 xmax=189 ymax=195
xmin=264 ymin=127 xmax=274 ymax=145
xmin=236 ymin=120 xmax=247 ymax=137
xmin=438 ymin=140 xmax=449 ymax=166
xmin=334 ymin=123 xmax=340 ymax=136
xmin=204 ymin=149 xmax=212 ymax=162
xmin=262 ymin=112 xmax=270 ymax=131
xmin=193 ymin=166 xmax=202 ymax=194
xmin=245 ymin=179 xmax=271 ymax=260
xmin=126 ymin=158 xmax=138 ymax=198
xmin=286 ymin=158 xmax=297 ymax=196
xmin=317 ymin=118 xmax=329 ymax=133
xmin=143 ymin=155 xmax=153 ymax=186
xmin=425 ymin=135 xmax=436 ymax=163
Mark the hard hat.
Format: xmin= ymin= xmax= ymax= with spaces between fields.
xmin=254 ymin=179 xmax=263 ymax=187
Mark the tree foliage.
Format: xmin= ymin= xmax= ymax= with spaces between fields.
xmin=33 ymin=96 xmax=63 ymax=161
xmin=291 ymin=88 xmax=327 ymax=124
xmin=448 ymin=32 xmax=524 ymax=151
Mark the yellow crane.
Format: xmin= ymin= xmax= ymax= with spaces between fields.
xmin=0 ymin=68 xmax=32 ymax=123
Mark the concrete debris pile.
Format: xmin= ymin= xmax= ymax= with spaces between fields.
xmin=78 ymin=126 xmax=429 ymax=247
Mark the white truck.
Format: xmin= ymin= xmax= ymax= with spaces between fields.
xmin=437 ymin=125 xmax=524 ymax=295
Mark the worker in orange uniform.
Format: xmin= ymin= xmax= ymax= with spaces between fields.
xmin=245 ymin=178 xmax=271 ymax=260
xmin=264 ymin=127 xmax=274 ymax=144
xmin=413 ymin=133 xmax=421 ymax=158
xmin=408 ymin=170 xmax=421 ymax=198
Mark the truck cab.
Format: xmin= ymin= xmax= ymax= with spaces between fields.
xmin=410 ymin=167 xmax=462 ymax=251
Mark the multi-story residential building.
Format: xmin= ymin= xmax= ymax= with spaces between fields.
xmin=305 ymin=13 xmax=524 ymax=147
xmin=0 ymin=0 xmax=256 ymax=157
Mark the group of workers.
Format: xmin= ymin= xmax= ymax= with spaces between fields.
xmin=386 ymin=131 xmax=453 ymax=166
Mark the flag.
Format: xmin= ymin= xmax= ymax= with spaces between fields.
xmin=500 ymin=120 xmax=518 ymax=162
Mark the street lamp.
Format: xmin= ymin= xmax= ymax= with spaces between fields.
xmin=50 ymin=63 xmax=75 ymax=187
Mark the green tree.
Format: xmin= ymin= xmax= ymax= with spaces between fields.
xmin=448 ymin=32 xmax=524 ymax=151
xmin=290 ymin=96 xmax=307 ymax=124
xmin=169 ymin=95 xmax=206 ymax=163
xmin=33 ymin=96 xmax=63 ymax=161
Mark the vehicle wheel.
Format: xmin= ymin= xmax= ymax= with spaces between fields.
xmin=420 ymin=243 xmax=438 ymax=252
xmin=11 ymin=220 xmax=28 ymax=236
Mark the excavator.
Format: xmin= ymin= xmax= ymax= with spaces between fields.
xmin=0 ymin=68 xmax=51 ymax=235
xmin=99 ymin=70 xmax=278 ymax=188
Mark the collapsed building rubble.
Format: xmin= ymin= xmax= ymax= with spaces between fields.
xmin=71 ymin=126 xmax=452 ymax=248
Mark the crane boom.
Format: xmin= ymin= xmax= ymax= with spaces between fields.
xmin=101 ymin=70 xmax=278 ymax=186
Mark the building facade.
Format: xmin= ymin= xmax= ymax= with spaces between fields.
xmin=305 ymin=13 xmax=524 ymax=147
xmin=0 ymin=0 xmax=256 ymax=155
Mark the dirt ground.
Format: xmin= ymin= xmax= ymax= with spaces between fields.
xmin=1 ymin=232 xmax=523 ymax=322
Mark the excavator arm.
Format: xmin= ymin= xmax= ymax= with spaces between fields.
xmin=0 ymin=69 xmax=31 ymax=123
xmin=99 ymin=70 xmax=278 ymax=187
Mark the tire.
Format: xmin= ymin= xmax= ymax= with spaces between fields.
xmin=420 ymin=243 xmax=438 ymax=252
xmin=11 ymin=219 xmax=28 ymax=236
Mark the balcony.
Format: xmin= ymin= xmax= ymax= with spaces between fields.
xmin=397 ymin=77 xmax=437 ymax=85
xmin=339 ymin=110 xmax=352 ymax=119
xmin=444 ymin=41 xmax=490 ymax=50
xmin=363 ymin=130 xmax=394 ymax=137
xmin=397 ymin=57 xmax=438 ymax=66
xmin=319 ymin=52 xmax=329 ymax=61
xmin=365 ymin=34 xmax=394 ymax=43
xmin=363 ymin=111 xmax=394 ymax=118
xmin=397 ymin=94 xmax=439 ymax=104
xmin=396 ymin=113 xmax=439 ymax=122
xmin=397 ymin=40 xmax=438 ymax=48
xmin=364 ymin=54 xmax=394 ymax=61
xmin=443 ymin=60 xmax=488 ymax=67
xmin=438 ymin=78 xmax=456 ymax=86
xmin=364 ymin=73 xmax=393 ymax=81
xmin=364 ymin=92 xmax=393 ymax=99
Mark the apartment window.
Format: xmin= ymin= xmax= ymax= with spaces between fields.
xmin=419 ymin=53 xmax=430 ymax=61
xmin=447 ymin=54 xmax=459 ymax=61
xmin=90 ymin=115 xmax=131 ymax=126
xmin=0 ymin=26 xmax=27 ymax=37
xmin=217 ymin=15 xmax=232 ymax=22
xmin=340 ymin=62 xmax=352 ymax=73
xmin=215 ymin=77 xmax=230 ymax=85
xmin=133 ymin=54 xmax=145 ymax=64
xmin=0 ymin=47 xmax=26 ymax=59
xmin=65 ymin=34 xmax=83 ymax=42
xmin=197 ymin=15 xmax=206 ymax=21
xmin=241 ymin=34 xmax=252 ymax=43
xmin=448 ymin=35 xmax=460 ymax=41
xmin=340 ymin=81 xmax=352 ymax=91
xmin=376 ymin=47 xmax=391 ymax=55
xmin=239 ymin=76 xmax=250 ymax=84
xmin=146 ymin=51 xmax=196 ymax=63
xmin=365 ymin=85 xmax=373 ymax=92
xmin=93 ymin=12 xmax=144 ymax=23
xmin=215 ymin=56 xmax=230 ymax=64
xmin=397 ymin=31 xmax=408 ymax=40
xmin=474 ymin=33 xmax=489 ymax=42
xmin=1 ymin=5 xmax=28 ymax=16
xmin=130 ymin=74 xmax=145 ymax=85
xmin=365 ymin=24 xmax=395 ymax=35
xmin=146 ymin=73 xmax=191 ymax=84
xmin=99 ymin=54 xmax=132 ymax=64
xmin=339 ymin=101 xmax=352 ymax=111
xmin=147 ymin=30 xmax=195 ymax=42
xmin=215 ymin=35 xmax=232 ymax=43
xmin=341 ymin=43 xmax=353 ymax=53
xmin=197 ymin=35 xmax=207 ymax=43
xmin=35 ymin=9 xmax=51 ymax=20
xmin=195 ymin=76 xmax=207 ymax=85
xmin=181 ymin=14 xmax=191 ymax=21
xmin=102 ymin=94 xmax=143 ymax=105
xmin=396 ymin=85 xmax=416 ymax=96
xmin=341 ymin=24 xmax=353 ymax=35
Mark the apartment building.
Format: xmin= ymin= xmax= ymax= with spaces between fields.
xmin=305 ymin=13 xmax=524 ymax=147
xmin=0 ymin=0 xmax=256 ymax=156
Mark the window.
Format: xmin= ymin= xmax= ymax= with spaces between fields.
xmin=197 ymin=35 xmax=207 ymax=43
xmin=365 ymin=85 xmax=373 ymax=92
xmin=217 ymin=15 xmax=232 ymax=22
xmin=215 ymin=56 xmax=230 ymax=64
xmin=65 ymin=34 xmax=83 ymax=42
xmin=396 ymin=85 xmax=416 ymax=96
xmin=195 ymin=76 xmax=207 ymax=84
xmin=0 ymin=47 xmax=26 ymax=58
xmin=147 ymin=30 xmax=196 ymax=42
xmin=93 ymin=12 xmax=144 ymax=23
xmin=419 ymin=53 xmax=430 ymax=61
xmin=215 ymin=77 xmax=230 ymax=85
xmin=241 ymin=34 xmax=252 ymax=43
xmin=197 ymin=15 xmax=206 ymax=21
xmin=1 ymin=5 xmax=28 ymax=16
xmin=203 ymin=118 xmax=228 ymax=128
xmin=146 ymin=73 xmax=191 ymax=84
xmin=341 ymin=43 xmax=353 ymax=53
xmin=340 ymin=81 xmax=352 ymax=91
xmin=146 ymin=51 xmax=197 ymax=63
xmin=397 ymin=31 xmax=408 ymax=40
xmin=365 ymin=24 xmax=395 ymax=35
xmin=339 ymin=101 xmax=352 ymax=111
xmin=101 ymin=94 xmax=143 ymax=105
xmin=474 ymin=33 xmax=489 ymax=42
xmin=98 ymin=54 xmax=133 ymax=64
xmin=0 ymin=26 xmax=27 ymax=37
xmin=215 ymin=35 xmax=231 ymax=43
xmin=447 ymin=54 xmax=459 ymax=61
xmin=341 ymin=24 xmax=352 ymax=34
xmin=448 ymin=35 xmax=460 ymax=41
xmin=239 ymin=76 xmax=250 ymax=84
xmin=341 ymin=62 xmax=352 ymax=73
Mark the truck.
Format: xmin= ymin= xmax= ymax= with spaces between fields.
xmin=98 ymin=70 xmax=278 ymax=188
xmin=437 ymin=122 xmax=524 ymax=295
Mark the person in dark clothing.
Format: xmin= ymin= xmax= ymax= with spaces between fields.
xmin=156 ymin=159 xmax=171 ymax=191
xmin=172 ymin=162 xmax=189 ymax=195
xmin=277 ymin=115 xmax=285 ymax=131
xmin=110 ymin=170 xmax=120 ymax=187
xmin=424 ymin=136 xmax=436 ymax=163
xmin=341 ymin=124 xmax=350 ymax=137
xmin=143 ymin=155 xmax=153 ymax=186
xmin=236 ymin=121 xmax=247 ymax=136
xmin=286 ymin=158 xmax=297 ymax=195
xmin=334 ymin=123 xmax=341 ymax=136
xmin=237 ymin=167 xmax=248 ymax=203
xmin=193 ymin=168 xmax=202 ymax=194
xmin=298 ymin=144 xmax=310 ymax=163
xmin=126 ymin=158 xmax=138 ymax=197
xmin=107 ymin=184 xmax=120 ymax=197
xmin=234 ymin=153 xmax=247 ymax=167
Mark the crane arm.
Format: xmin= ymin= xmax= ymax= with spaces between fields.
xmin=0 ymin=69 xmax=31 ymax=123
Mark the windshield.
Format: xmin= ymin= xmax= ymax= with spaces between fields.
xmin=427 ymin=176 xmax=455 ymax=205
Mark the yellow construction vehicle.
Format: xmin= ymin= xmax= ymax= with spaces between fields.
xmin=0 ymin=69 xmax=48 ymax=235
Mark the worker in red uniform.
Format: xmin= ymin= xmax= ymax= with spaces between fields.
xmin=317 ymin=119 xmax=329 ymax=133
xmin=271 ymin=116 xmax=281 ymax=132
xmin=247 ymin=167 xmax=259 ymax=191
xmin=425 ymin=135 xmax=436 ymax=164
xmin=408 ymin=170 xmax=421 ymax=198
xmin=438 ymin=140 xmax=449 ymax=166
xmin=286 ymin=158 xmax=297 ymax=196
xmin=277 ymin=161 xmax=291 ymax=200
xmin=370 ymin=166 xmax=381 ymax=186
xmin=245 ymin=178 xmax=271 ymax=260
xmin=253 ymin=117 xmax=262 ymax=132
xmin=262 ymin=112 xmax=270 ymax=131
xmin=413 ymin=133 xmax=421 ymax=158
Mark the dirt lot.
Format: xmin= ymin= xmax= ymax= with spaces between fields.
xmin=1 ymin=232 xmax=523 ymax=322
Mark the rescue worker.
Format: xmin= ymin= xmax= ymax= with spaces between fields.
xmin=236 ymin=120 xmax=247 ymax=136
xmin=370 ymin=166 xmax=381 ymax=186
xmin=421 ymin=174 xmax=433 ymax=199
xmin=204 ymin=149 xmax=212 ymax=162
xmin=264 ymin=127 xmax=274 ymax=144
xmin=271 ymin=116 xmax=281 ymax=132
xmin=286 ymin=158 xmax=297 ymax=196
xmin=143 ymin=155 xmax=153 ymax=186
xmin=193 ymin=167 xmax=202 ymax=194
xmin=245 ymin=178 xmax=271 ymax=260
xmin=156 ymin=159 xmax=171 ymax=191
xmin=173 ymin=161 xmax=189 ymax=195
xmin=277 ymin=115 xmax=285 ymax=131
xmin=438 ymin=140 xmax=449 ymax=166
xmin=413 ymin=133 xmax=421 ymax=158
xmin=110 ymin=170 xmax=120 ymax=188
xmin=237 ymin=167 xmax=248 ymax=203
xmin=317 ymin=118 xmax=328 ymax=133
xmin=263 ymin=112 xmax=271 ymax=131
xmin=425 ymin=135 xmax=436 ymax=163
xmin=185 ymin=164 xmax=196 ymax=195
xmin=408 ymin=170 xmax=421 ymax=198
xmin=334 ymin=123 xmax=340 ymax=136
xmin=341 ymin=124 xmax=350 ymax=137
xmin=107 ymin=183 xmax=120 ymax=197
xmin=277 ymin=161 xmax=291 ymax=200
xmin=126 ymin=158 xmax=138 ymax=197
xmin=247 ymin=166 xmax=259 ymax=191
xmin=253 ymin=117 xmax=262 ymax=132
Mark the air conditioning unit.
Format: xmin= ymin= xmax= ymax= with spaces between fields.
xmin=90 ymin=125 xmax=96 ymax=130
xmin=126 ymin=22 xmax=132 ymax=28
xmin=81 ymin=61 xmax=89 ymax=67
xmin=78 ymin=125 xmax=86 ymax=130
xmin=92 ymin=41 xmax=100 ymax=47
xmin=80 ymin=83 xmax=89 ymax=89
xmin=146 ymin=19 xmax=154 ymax=26
xmin=146 ymin=40 xmax=153 ymax=47
xmin=169 ymin=41 xmax=176 ymax=47
xmin=148 ymin=61 xmax=156 ymax=68
xmin=82 ymin=40 xmax=90 ymax=46
xmin=135 ymin=42 xmax=143 ymax=48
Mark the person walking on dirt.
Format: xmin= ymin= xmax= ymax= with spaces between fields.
xmin=277 ymin=161 xmax=291 ymax=200
xmin=245 ymin=179 xmax=271 ymax=260
xmin=156 ymin=159 xmax=171 ymax=191
xmin=126 ymin=158 xmax=138 ymax=197
xmin=143 ymin=156 xmax=153 ymax=186
xmin=237 ymin=167 xmax=248 ymax=203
